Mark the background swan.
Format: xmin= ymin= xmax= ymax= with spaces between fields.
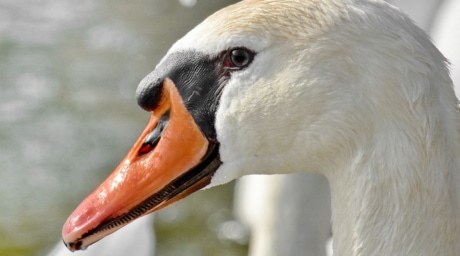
xmin=431 ymin=0 xmax=460 ymax=96
xmin=234 ymin=174 xmax=331 ymax=256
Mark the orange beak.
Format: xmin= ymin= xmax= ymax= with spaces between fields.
xmin=62 ymin=79 xmax=221 ymax=250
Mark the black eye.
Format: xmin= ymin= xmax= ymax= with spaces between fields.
xmin=224 ymin=48 xmax=254 ymax=69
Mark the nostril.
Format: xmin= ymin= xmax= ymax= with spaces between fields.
xmin=140 ymin=126 xmax=162 ymax=154
xmin=139 ymin=111 xmax=170 ymax=155
xmin=139 ymin=143 xmax=154 ymax=155
xmin=136 ymin=76 xmax=163 ymax=111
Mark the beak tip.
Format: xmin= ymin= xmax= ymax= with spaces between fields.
xmin=61 ymin=206 xmax=94 ymax=251
xmin=62 ymin=218 xmax=90 ymax=252
xmin=61 ymin=219 xmax=78 ymax=251
xmin=62 ymin=240 xmax=80 ymax=252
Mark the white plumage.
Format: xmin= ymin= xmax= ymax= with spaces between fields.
xmin=235 ymin=174 xmax=331 ymax=256
xmin=165 ymin=0 xmax=460 ymax=254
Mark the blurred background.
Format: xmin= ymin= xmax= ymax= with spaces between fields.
xmin=0 ymin=1 xmax=246 ymax=256
xmin=0 ymin=0 xmax=458 ymax=256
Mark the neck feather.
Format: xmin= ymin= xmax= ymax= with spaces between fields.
xmin=327 ymin=105 xmax=460 ymax=255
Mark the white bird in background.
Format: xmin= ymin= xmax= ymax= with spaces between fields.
xmin=234 ymin=174 xmax=331 ymax=256
xmin=431 ymin=0 xmax=460 ymax=95
xmin=56 ymin=0 xmax=460 ymax=255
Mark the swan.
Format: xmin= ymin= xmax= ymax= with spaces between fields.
xmin=234 ymin=174 xmax=331 ymax=256
xmin=234 ymin=1 xmax=460 ymax=255
xmin=62 ymin=0 xmax=460 ymax=255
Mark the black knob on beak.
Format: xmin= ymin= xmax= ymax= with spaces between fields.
xmin=136 ymin=76 xmax=163 ymax=112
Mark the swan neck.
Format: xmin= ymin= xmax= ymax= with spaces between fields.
xmin=328 ymin=126 xmax=460 ymax=255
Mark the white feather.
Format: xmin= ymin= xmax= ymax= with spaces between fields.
xmin=156 ymin=0 xmax=460 ymax=255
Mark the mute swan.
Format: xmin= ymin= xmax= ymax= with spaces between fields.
xmin=234 ymin=1 xmax=460 ymax=255
xmin=234 ymin=174 xmax=331 ymax=256
xmin=62 ymin=0 xmax=460 ymax=255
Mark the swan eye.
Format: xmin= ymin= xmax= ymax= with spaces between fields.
xmin=224 ymin=48 xmax=254 ymax=69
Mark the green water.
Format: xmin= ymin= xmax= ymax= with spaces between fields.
xmin=0 ymin=0 xmax=247 ymax=255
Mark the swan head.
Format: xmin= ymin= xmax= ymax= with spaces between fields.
xmin=62 ymin=0 xmax=453 ymax=251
